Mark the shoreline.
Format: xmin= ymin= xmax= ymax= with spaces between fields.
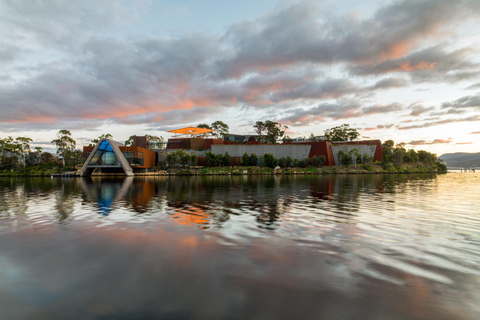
xmin=0 ymin=162 xmax=447 ymax=177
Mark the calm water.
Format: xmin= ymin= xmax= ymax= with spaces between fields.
xmin=0 ymin=173 xmax=479 ymax=319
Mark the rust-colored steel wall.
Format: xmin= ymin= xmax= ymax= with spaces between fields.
xmin=166 ymin=138 xmax=226 ymax=150
xmin=166 ymin=139 xmax=184 ymax=149
xmin=133 ymin=136 xmax=148 ymax=149
xmin=307 ymin=141 xmax=335 ymax=166
xmin=190 ymin=138 xmax=204 ymax=149
xmin=202 ymin=139 xmax=224 ymax=150
xmin=119 ymin=146 xmax=156 ymax=168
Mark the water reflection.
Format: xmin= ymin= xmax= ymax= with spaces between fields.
xmin=69 ymin=174 xmax=442 ymax=231
xmin=0 ymin=174 xmax=479 ymax=319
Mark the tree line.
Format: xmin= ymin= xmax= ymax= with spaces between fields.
xmin=0 ymin=130 xmax=164 ymax=173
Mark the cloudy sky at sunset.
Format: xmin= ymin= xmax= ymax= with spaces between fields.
xmin=1 ymin=0 xmax=479 ymax=155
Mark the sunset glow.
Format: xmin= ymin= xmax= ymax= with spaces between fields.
xmin=0 ymin=0 xmax=479 ymax=155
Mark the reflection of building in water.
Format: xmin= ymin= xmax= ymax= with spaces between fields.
xmin=127 ymin=178 xmax=158 ymax=213
xmin=81 ymin=178 xmax=133 ymax=215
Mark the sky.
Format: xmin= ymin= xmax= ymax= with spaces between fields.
xmin=1 ymin=0 xmax=479 ymax=155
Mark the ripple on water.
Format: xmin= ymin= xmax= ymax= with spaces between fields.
xmin=0 ymin=174 xmax=479 ymax=319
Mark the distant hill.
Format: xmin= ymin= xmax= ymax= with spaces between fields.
xmin=439 ymin=152 xmax=480 ymax=168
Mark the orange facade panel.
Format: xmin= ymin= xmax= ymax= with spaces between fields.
xmin=119 ymin=146 xmax=156 ymax=168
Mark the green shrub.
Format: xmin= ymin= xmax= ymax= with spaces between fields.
xmin=338 ymin=150 xmax=352 ymax=166
xmin=404 ymin=149 xmax=418 ymax=162
xmin=223 ymin=152 xmax=231 ymax=166
xmin=285 ymin=156 xmax=293 ymax=168
xmin=278 ymin=157 xmax=287 ymax=168
xmin=296 ymin=159 xmax=308 ymax=168
xmin=249 ymin=153 xmax=258 ymax=166
xmin=204 ymin=152 xmax=217 ymax=167
xmin=382 ymin=162 xmax=396 ymax=172
xmin=418 ymin=150 xmax=436 ymax=163
xmin=191 ymin=154 xmax=199 ymax=166
xmin=166 ymin=152 xmax=178 ymax=166
xmin=362 ymin=153 xmax=373 ymax=164
xmin=393 ymin=149 xmax=406 ymax=166
xmin=310 ymin=155 xmax=326 ymax=167
xmin=242 ymin=152 xmax=249 ymax=166
xmin=263 ymin=153 xmax=278 ymax=168
xmin=363 ymin=164 xmax=373 ymax=171
xmin=382 ymin=147 xmax=393 ymax=163
xmin=436 ymin=160 xmax=447 ymax=172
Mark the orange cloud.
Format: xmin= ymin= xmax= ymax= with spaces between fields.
xmin=399 ymin=61 xmax=436 ymax=72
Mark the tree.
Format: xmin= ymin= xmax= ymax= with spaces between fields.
xmin=309 ymin=133 xmax=315 ymax=141
xmin=338 ymin=150 xmax=353 ymax=166
xmin=263 ymin=153 xmax=278 ymax=168
xmin=254 ymin=120 xmax=287 ymax=143
xmin=393 ymin=148 xmax=406 ymax=166
xmin=310 ymin=155 xmax=326 ymax=167
xmin=146 ymin=135 xmax=165 ymax=149
xmin=349 ymin=148 xmax=361 ymax=167
xmin=40 ymin=152 xmax=55 ymax=165
xmin=204 ymin=152 xmax=217 ymax=167
xmin=197 ymin=124 xmax=212 ymax=138
xmin=197 ymin=124 xmax=212 ymax=129
xmin=166 ymin=152 xmax=179 ymax=166
xmin=90 ymin=133 xmax=113 ymax=146
xmin=124 ymin=135 xmax=136 ymax=146
xmin=253 ymin=121 xmax=266 ymax=137
xmin=211 ymin=121 xmax=229 ymax=139
xmin=0 ymin=137 xmax=14 ymax=160
xmin=0 ymin=137 xmax=33 ymax=167
xmin=242 ymin=152 xmax=250 ymax=166
xmin=249 ymin=153 xmax=258 ymax=166
xmin=324 ymin=124 xmax=359 ymax=141
xmin=51 ymin=130 xmax=76 ymax=167
xmin=383 ymin=140 xmax=394 ymax=148
xmin=223 ymin=152 xmax=231 ymax=166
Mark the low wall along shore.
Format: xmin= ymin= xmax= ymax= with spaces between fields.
xmin=331 ymin=144 xmax=377 ymax=165
xmin=211 ymin=144 xmax=312 ymax=160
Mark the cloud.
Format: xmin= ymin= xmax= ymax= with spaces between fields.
xmin=350 ymin=45 xmax=479 ymax=82
xmin=465 ymin=82 xmax=480 ymax=90
xmin=218 ymin=0 xmax=480 ymax=77
xmin=470 ymin=131 xmax=480 ymax=134
xmin=398 ymin=115 xmax=480 ymax=130
xmin=409 ymin=103 xmax=435 ymax=116
xmin=1 ymin=0 xmax=480 ymax=134
xmin=407 ymin=139 xmax=452 ymax=145
xmin=362 ymin=103 xmax=403 ymax=115
xmin=442 ymin=93 xmax=480 ymax=110
xmin=0 ymin=0 xmax=133 ymax=51
xmin=362 ymin=124 xmax=395 ymax=131
xmin=278 ymin=101 xmax=403 ymax=125
xmin=370 ymin=77 xmax=409 ymax=90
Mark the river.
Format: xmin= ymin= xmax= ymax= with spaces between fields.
xmin=0 ymin=173 xmax=479 ymax=319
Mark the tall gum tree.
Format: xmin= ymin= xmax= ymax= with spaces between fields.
xmin=51 ymin=130 xmax=76 ymax=167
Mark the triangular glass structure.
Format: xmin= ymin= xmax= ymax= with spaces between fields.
xmin=89 ymin=140 xmax=119 ymax=166
xmin=81 ymin=139 xmax=134 ymax=176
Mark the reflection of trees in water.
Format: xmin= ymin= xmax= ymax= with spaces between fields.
xmin=0 ymin=178 xmax=83 ymax=224
xmin=54 ymin=179 xmax=82 ymax=221
xmin=0 ymin=179 xmax=29 ymax=218
xmin=34 ymin=173 xmax=441 ymax=228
